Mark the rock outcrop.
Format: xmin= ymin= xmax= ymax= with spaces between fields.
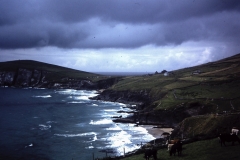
xmin=90 ymin=89 xmax=194 ymax=127
xmin=0 ymin=71 xmax=15 ymax=86
xmin=91 ymin=89 xmax=151 ymax=105
xmin=0 ymin=68 xmax=120 ymax=90
xmin=0 ymin=68 xmax=50 ymax=88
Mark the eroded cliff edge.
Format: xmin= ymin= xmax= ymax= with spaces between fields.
xmin=0 ymin=67 xmax=121 ymax=90
xmin=0 ymin=67 xmax=222 ymax=130
xmin=2 ymin=55 xmax=240 ymax=140
xmin=90 ymin=89 xmax=196 ymax=128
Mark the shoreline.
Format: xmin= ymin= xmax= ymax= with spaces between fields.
xmin=140 ymin=125 xmax=173 ymax=139
xmin=113 ymin=102 xmax=174 ymax=140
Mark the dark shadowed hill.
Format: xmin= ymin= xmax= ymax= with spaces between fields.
xmin=0 ymin=60 xmax=121 ymax=89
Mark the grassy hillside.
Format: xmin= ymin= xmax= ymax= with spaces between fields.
xmin=110 ymin=53 xmax=240 ymax=113
xmin=172 ymin=114 xmax=240 ymax=139
xmin=2 ymin=56 xmax=240 ymax=160
xmin=0 ymin=60 xmax=104 ymax=81
xmin=121 ymin=138 xmax=240 ymax=160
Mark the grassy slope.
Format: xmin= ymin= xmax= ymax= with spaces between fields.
xmin=113 ymin=54 xmax=240 ymax=159
xmin=2 ymin=56 xmax=240 ymax=159
xmin=0 ymin=60 xmax=103 ymax=81
xmin=122 ymin=138 xmax=240 ymax=160
xmin=177 ymin=114 xmax=240 ymax=138
xmin=110 ymin=53 xmax=240 ymax=112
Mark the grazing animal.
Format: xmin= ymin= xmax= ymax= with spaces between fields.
xmin=169 ymin=141 xmax=182 ymax=156
xmin=166 ymin=139 xmax=180 ymax=151
xmin=231 ymin=128 xmax=239 ymax=135
xmin=144 ymin=148 xmax=157 ymax=160
xmin=219 ymin=133 xmax=240 ymax=146
xmin=166 ymin=139 xmax=180 ymax=144
xmin=167 ymin=144 xmax=174 ymax=151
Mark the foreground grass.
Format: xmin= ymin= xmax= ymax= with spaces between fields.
xmin=122 ymin=138 xmax=240 ymax=160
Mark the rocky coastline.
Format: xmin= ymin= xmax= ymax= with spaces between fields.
xmin=0 ymin=67 xmax=189 ymax=135
xmin=0 ymin=65 xmax=201 ymax=130
xmin=0 ymin=66 xmax=179 ymax=128
xmin=0 ymin=77 xmax=223 ymax=160
xmin=0 ymin=66 xmax=122 ymax=90
xmin=90 ymin=89 xmax=190 ymax=128
xmin=0 ymin=65 xmax=213 ymax=159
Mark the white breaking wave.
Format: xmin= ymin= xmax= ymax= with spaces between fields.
xmin=55 ymin=89 xmax=80 ymax=95
xmin=74 ymin=96 xmax=90 ymax=100
xmin=89 ymin=119 xmax=113 ymax=125
xmin=46 ymin=121 xmax=57 ymax=124
xmin=118 ymin=103 xmax=126 ymax=106
xmin=101 ymin=123 xmax=155 ymax=156
xmin=25 ymin=143 xmax=33 ymax=148
xmin=67 ymin=101 xmax=85 ymax=104
xmin=54 ymin=132 xmax=97 ymax=138
xmin=101 ymin=101 xmax=126 ymax=107
xmin=55 ymin=89 xmax=99 ymax=103
xmin=105 ymin=125 xmax=122 ymax=131
xmin=56 ymin=89 xmax=98 ymax=97
xmin=103 ymin=109 xmax=118 ymax=112
xmin=102 ymin=130 xmax=132 ymax=148
xmin=93 ymin=134 xmax=98 ymax=141
xmin=86 ymin=146 xmax=94 ymax=149
xmin=33 ymin=95 xmax=51 ymax=98
xmin=39 ymin=124 xmax=51 ymax=130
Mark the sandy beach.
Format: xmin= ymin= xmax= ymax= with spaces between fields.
xmin=140 ymin=125 xmax=173 ymax=139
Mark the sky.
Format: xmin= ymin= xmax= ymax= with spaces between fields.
xmin=0 ymin=0 xmax=240 ymax=73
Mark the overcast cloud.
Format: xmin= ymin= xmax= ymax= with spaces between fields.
xmin=1 ymin=0 xmax=240 ymax=72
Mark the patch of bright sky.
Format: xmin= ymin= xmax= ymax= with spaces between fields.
xmin=0 ymin=40 xmax=218 ymax=73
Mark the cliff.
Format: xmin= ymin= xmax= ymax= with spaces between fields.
xmin=1 ymin=54 xmax=240 ymax=139
xmin=0 ymin=60 xmax=121 ymax=89
xmin=92 ymin=53 xmax=240 ymax=137
xmin=91 ymin=89 xmax=200 ymax=127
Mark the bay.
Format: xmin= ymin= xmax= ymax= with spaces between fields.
xmin=0 ymin=87 xmax=155 ymax=160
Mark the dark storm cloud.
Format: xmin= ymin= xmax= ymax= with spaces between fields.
xmin=0 ymin=0 xmax=240 ymax=49
xmin=0 ymin=20 xmax=88 ymax=48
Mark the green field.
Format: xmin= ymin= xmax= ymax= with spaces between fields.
xmin=1 ymin=54 xmax=240 ymax=160
xmin=121 ymin=138 xmax=240 ymax=160
xmin=109 ymin=53 xmax=240 ymax=113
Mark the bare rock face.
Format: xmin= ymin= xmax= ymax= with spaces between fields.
xmin=15 ymin=68 xmax=32 ymax=87
xmin=0 ymin=71 xmax=15 ymax=86
xmin=90 ymin=89 xmax=151 ymax=104
xmin=30 ymin=69 xmax=42 ymax=86
xmin=0 ymin=68 xmax=49 ymax=88
xmin=0 ymin=67 xmax=120 ymax=90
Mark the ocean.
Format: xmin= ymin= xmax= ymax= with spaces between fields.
xmin=94 ymin=72 xmax=154 ymax=76
xmin=0 ymin=87 xmax=155 ymax=160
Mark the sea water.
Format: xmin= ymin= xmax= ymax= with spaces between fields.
xmin=0 ymin=87 xmax=155 ymax=160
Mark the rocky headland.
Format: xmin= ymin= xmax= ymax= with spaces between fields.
xmin=1 ymin=54 xmax=240 ymax=143
xmin=0 ymin=63 xmax=121 ymax=90
xmin=90 ymin=89 xmax=189 ymax=128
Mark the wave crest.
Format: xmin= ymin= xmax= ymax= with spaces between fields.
xmin=54 ymin=132 xmax=97 ymax=138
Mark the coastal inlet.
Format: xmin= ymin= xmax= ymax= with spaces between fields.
xmin=0 ymin=87 xmax=170 ymax=159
